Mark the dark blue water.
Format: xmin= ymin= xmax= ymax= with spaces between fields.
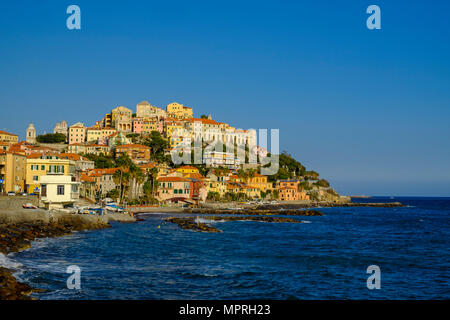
xmin=8 ymin=197 xmax=450 ymax=299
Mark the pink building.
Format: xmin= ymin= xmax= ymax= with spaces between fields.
xmin=132 ymin=118 xmax=144 ymax=134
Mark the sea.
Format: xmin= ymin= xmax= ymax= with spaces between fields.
xmin=3 ymin=197 xmax=449 ymax=299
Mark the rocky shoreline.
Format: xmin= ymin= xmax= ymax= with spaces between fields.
xmin=0 ymin=216 xmax=111 ymax=300
xmin=255 ymin=202 xmax=405 ymax=209
xmin=183 ymin=208 xmax=324 ymax=216
xmin=0 ymin=202 xmax=135 ymax=300
xmin=165 ymin=215 xmax=303 ymax=233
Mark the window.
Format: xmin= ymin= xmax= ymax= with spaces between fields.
xmin=41 ymin=185 xmax=47 ymax=197
xmin=41 ymin=165 xmax=45 ymax=170
xmin=57 ymin=185 xmax=65 ymax=195
xmin=33 ymin=176 xmax=38 ymax=181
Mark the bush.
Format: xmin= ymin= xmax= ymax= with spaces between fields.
xmin=314 ymin=179 xmax=330 ymax=188
xmin=36 ymin=133 xmax=66 ymax=143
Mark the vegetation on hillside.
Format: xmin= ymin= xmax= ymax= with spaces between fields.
xmin=36 ymin=133 xmax=66 ymax=143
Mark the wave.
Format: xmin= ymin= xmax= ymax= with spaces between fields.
xmin=0 ymin=253 xmax=23 ymax=270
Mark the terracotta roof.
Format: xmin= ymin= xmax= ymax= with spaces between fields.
xmin=59 ymin=153 xmax=86 ymax=161
xmin=26 ymin=152 xmax=60 ymax=159
xmin=116 ymin=144 xmax=150 ymax=149
xmin=0 ymin=130 xmax=18 ymax=136
xmin=177 ymin=165 xmax=198 ymax=170
xmin=183 ymin=172 xmax=205 ymax=180
xmin=187 ymin=118 xmax=222 ymax=125
xmin=81 ymin=174 xmax=95 ymax=182
xmin=139 ymin=163 xmax=157 ymax=169
xmin=157 ymin=176 xmax=191 ymax=182
xmin=88 ymin=168 xmax=120 ymax=176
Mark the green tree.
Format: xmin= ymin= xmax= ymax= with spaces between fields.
xmin=36 ymin=133 xmax=66 ymax=143
xmin=143 ymin=131 xmax=170 ymax=163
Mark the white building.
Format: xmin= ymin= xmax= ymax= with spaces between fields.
xmin=39 ymin=175 xmax=80 ymax=209
xmin=203 ymin=151 xmax=240 ymax=169
xmin=26 ymin=123 xmax=36 ymax=144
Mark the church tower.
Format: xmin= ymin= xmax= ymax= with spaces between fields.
xmin=26 ymin=123 xmax=36 ymax=144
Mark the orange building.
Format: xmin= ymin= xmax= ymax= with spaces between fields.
xmin=115 ymin=144 xmax=151 ymax=163
xmin=276 ymin=179 xmax=309 ymax=201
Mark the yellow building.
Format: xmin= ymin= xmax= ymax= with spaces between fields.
xmin=165 ymin=120 xmax=184 ymax=138
xmin=85 ymin=144 xmax=112 ymax=156
xmin=175 ymin=166 xmax=199 ymax=175
xmin=67 ymin=143 xmax=87 ymax=154
xmin=245 ymin=173 xmax=273 ymax=192
xmin=0 ymin=130 xmax=19 ymax=145
xmin=86 ymin=127 xmax=117 ymax=143
xmin=0 ymin=151 xmax=26 ymax=194
xmin=166 ymin=102 xmax=193 ymax=119
xmin=26 ymin=154 xmax=76 ymax=193
xmin=206 ymin=180 xmax=227 ymax=197
xmin=102 ymin=113 xmax=112 ymax=128
xmin=111 ymin=106 xmax=132 ymax=132
xmin=243 ymin=185 xmax=261 ymax=199
xmin=143 ymin=119 xmax=159 ymax=133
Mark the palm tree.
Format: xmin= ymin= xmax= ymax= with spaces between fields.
xmin=149 ymin=167 xmax=159 ymax=197
xmin=132 ymin=167 xmax=146 ymax=201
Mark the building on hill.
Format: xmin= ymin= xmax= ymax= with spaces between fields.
xmin=175 ymin=165 xmax=199 ymax=175
xmin=107 ymin=132 xmax=131 ymax=148
xmin=203 ymin=151 xmax=240 ymax=169
xmin=0 ymin=151 xmax=26 ymax=194
xmin=136 ymin=101 xmax=167 ymax=119
xmin=0 ymin=130 xmax=19 ymax=145
xmin=82 ymin=167 xmax=120 ymax=199
xmin=276 ymin=179 xmax=309 ymax=201
xmin=67 ymin=143 xmax=87 ymax=154
xmin=132 ymin=118 xmax=144 ymax=134
xmin=8 ymin=141 xmax=34 ymax=155
xmin=86 ymin=127 xmax=116 ymax=143
xmin=26 ymin=145 xmax=59 ymax=157
xmin=59 ymin=153 xmax=95 ymax=173
xmin=0 ymin=142 xmax=10 ymax=152
xmin=26 ymin=124 xmax=36 ymax=144
xmin=115 ymin=144 xmax=151 ymax=164
xmin=53 ymin=120 xmax=68 ymax=137
xmin=85 ymin=144 xmax=112 ymax=156
xmin=245 ymin=173 xmax=273 ymax=193
xmin=68 ymin=122 xmax=86 ymax=145
xmin=111 ymin=106 xmax=132 ymax=132
xmin=166 ymin=102 xmax=193 ymax=119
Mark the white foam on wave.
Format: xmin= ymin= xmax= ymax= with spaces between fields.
xmin=0 ymin=253 xmax=23 ymax=270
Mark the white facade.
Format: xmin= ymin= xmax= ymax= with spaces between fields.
xmin=203 ymin=151 xmax=240 ymax=169
xmin=39 ymin=175 xmax=80 ymax=209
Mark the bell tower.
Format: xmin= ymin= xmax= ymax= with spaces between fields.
xmin=26 ymin=123 xmax=36 ymax=144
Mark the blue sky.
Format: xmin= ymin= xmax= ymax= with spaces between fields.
xmin=0 ymin=0 xmax=449 ymax=196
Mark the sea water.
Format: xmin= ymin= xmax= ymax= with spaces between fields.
xmin=7 ymin=197 xmax=450 ymax=299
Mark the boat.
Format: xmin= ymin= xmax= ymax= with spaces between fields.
xmin=23 ymin=203 xmax=37 ymax=209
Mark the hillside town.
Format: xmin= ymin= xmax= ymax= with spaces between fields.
xmin=0 ymin=101 xmax=342 ymax=209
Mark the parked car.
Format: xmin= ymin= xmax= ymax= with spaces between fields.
xmin=21 ymin=192 xmax=28 ymax=196
xmin=7 ymin=191 xmax=16 ymax=196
